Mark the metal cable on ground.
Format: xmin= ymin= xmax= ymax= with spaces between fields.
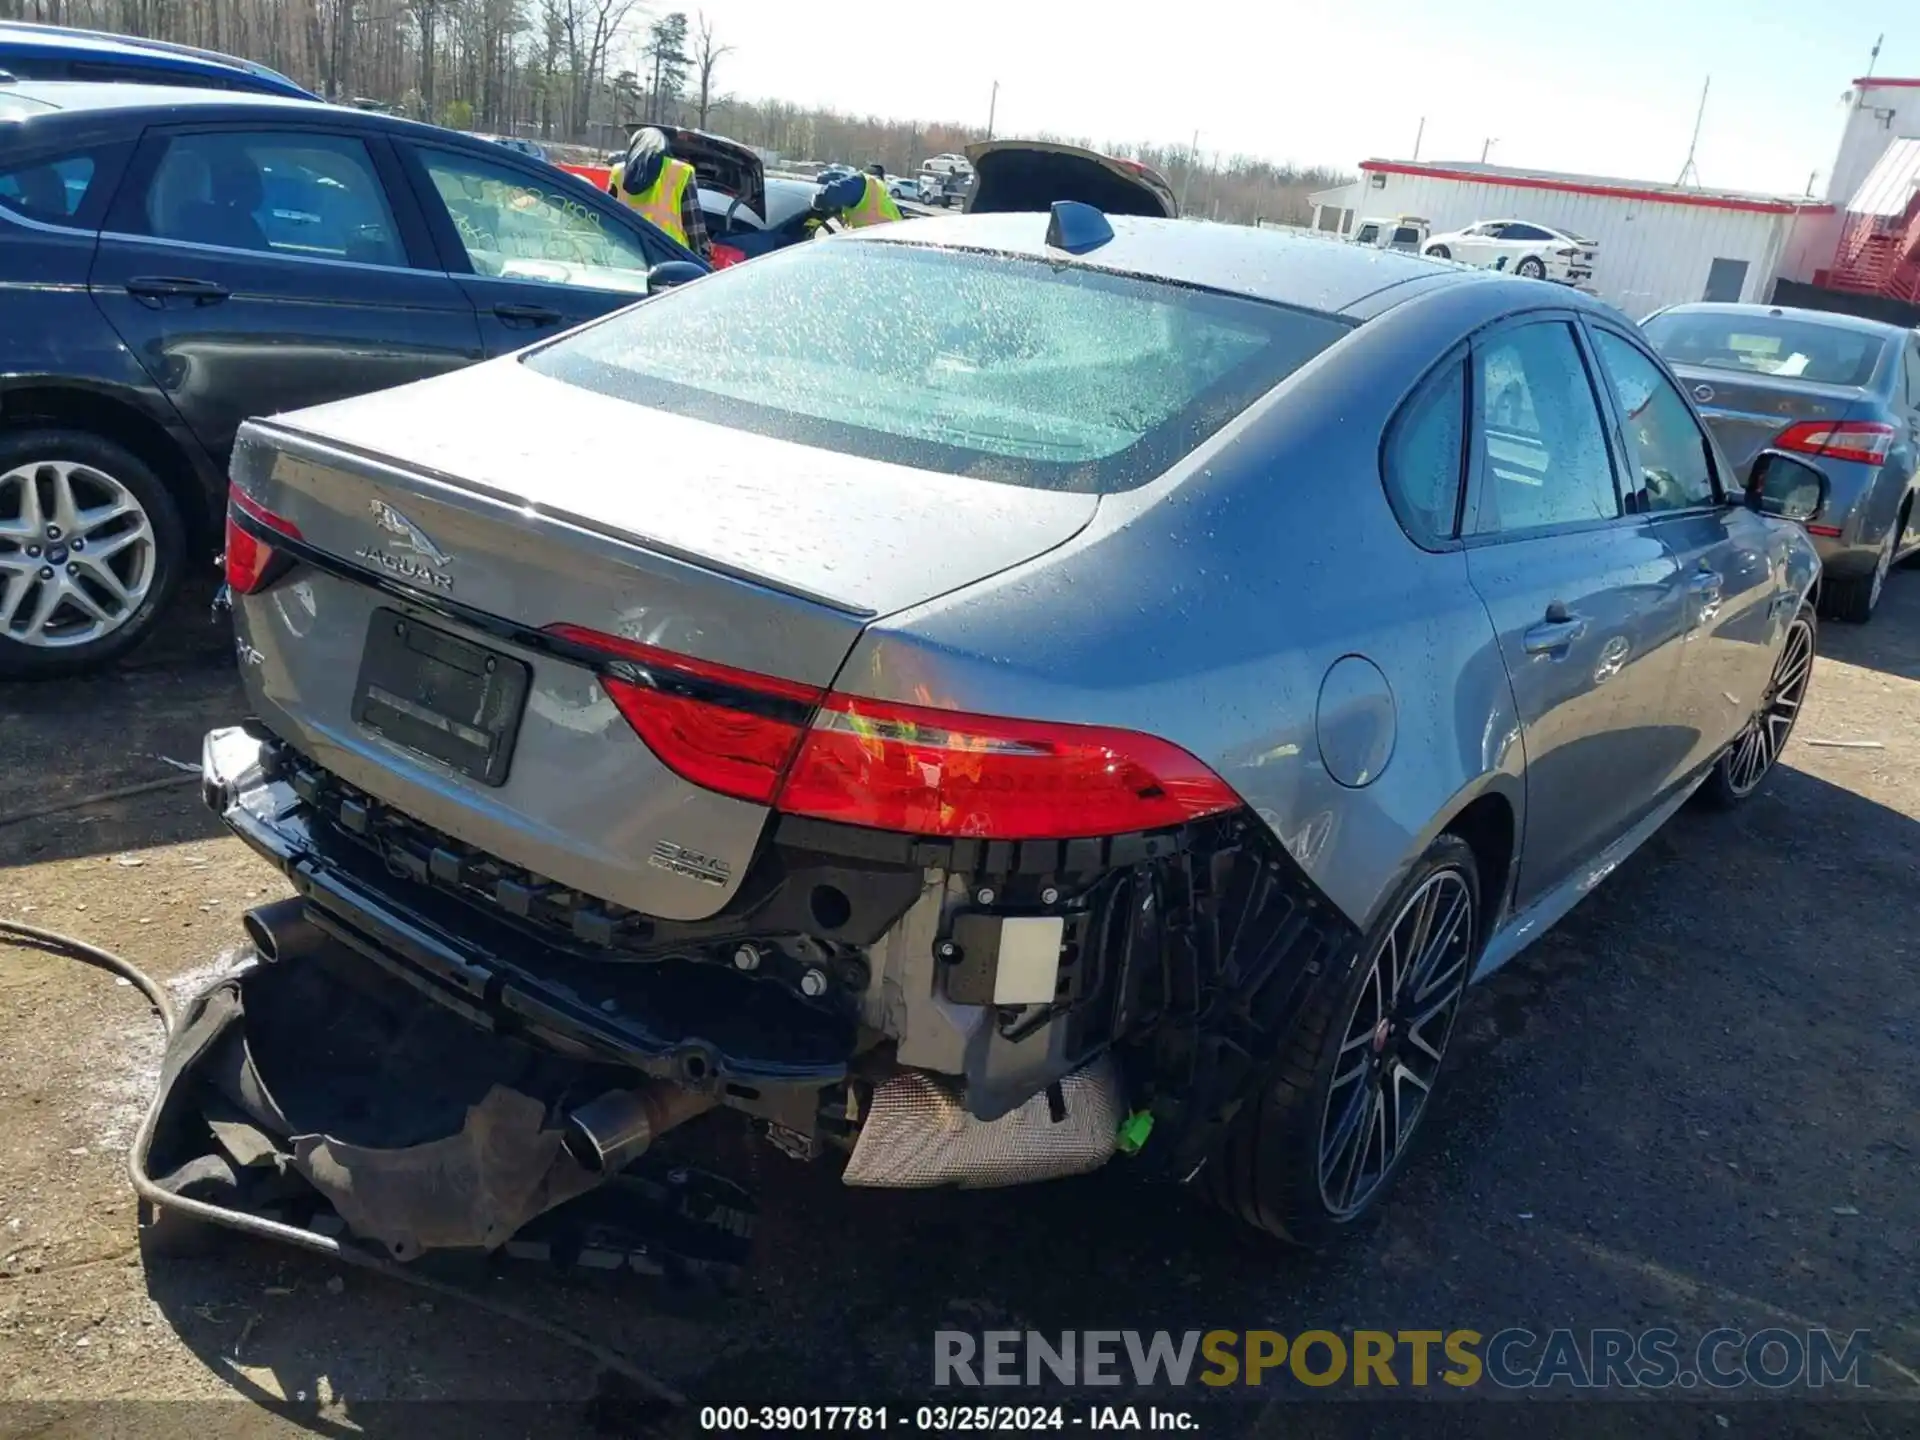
xmin=0 ymin=917 xmax=685 ymax=1406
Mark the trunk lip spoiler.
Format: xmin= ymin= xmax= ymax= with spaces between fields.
xmin=240 ymin=419 xmax=880 ymax=619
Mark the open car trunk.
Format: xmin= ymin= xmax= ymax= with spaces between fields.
xmin=964 ymin=140 xmax=1177 ymax=218
xmin=658 ymin=125 xmax=765 ymax=223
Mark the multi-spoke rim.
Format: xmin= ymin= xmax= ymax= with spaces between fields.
xmin=0 ymin=460 xmax=156 ymax=649
xmin=1724 ymin=615 xmax=1815 ymax=797
xmin=1317 ymin=868 xmax=1475 ymax=1218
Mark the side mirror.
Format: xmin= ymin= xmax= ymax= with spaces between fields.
xmin=646 ymin=260 xmax=706 ymax=291
xmin=1746 ymin=450 xmax=1828 ymax=523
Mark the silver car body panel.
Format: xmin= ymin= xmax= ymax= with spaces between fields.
xmin=227 ymin=219 xmax=1820 ymax=982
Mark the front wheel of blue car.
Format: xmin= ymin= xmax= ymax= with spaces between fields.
xmin=1204 ymin=833 xmax=1481 ymax=1246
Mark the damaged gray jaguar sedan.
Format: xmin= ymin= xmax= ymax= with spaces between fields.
xmin=192 ymin=204 xmax=1824 ymax=1259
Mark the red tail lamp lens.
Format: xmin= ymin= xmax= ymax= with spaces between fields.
xmin=225 ymin=489 xmax=302 ymax=594
xmin=774 ymin=695 xmax=1240 ymax=840
xmin=543 ymin=624 xmax=821 ymax=805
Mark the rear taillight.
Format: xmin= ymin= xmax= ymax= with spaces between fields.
xmin=774 ymin=694 xmax=1240 ymax=840
xmin=543 ymin=623 xmax=822 ymax=805
xmin=546 ymin=626 xmax=1241 ymax=838
xmin=709 ymin=243 xmax=746 ymax=268
xmin=225 ymin=489 xmax=302 ymax=594
xmin=1775 ymin=420 xmax=1897 ymax=466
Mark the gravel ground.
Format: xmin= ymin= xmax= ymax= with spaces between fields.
xmin=0 ymin=572 xmax=1916 ymax=1439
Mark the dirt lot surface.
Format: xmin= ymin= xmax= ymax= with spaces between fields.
xmin=1 ymin=572 xmax=1916 ymax=1439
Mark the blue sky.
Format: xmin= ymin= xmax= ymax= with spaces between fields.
xmin=675 ymin=0 xmax=1911 ymax=195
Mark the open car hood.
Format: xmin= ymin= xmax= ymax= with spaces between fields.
xmin=964 ymin=140 xmax=1177 ymax=218
xmin=659 ymin=126 xmax=765 ymax=224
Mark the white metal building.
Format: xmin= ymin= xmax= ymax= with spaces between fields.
xmin=1308 ymin=161 xmax=1833 ymax=317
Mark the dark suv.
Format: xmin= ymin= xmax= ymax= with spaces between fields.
xmin=0 ymin=81 xmax=706 ymax=678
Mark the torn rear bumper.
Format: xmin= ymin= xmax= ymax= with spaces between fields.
xmin=202 ymin=723 xmax=849 ymax=1099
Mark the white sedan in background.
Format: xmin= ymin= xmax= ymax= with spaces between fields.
xmin=1422 ymin=220 xmax=1597 ymax=284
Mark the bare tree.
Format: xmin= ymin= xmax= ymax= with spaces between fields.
xmin=692 ymin=10 xmax=731 ymax=130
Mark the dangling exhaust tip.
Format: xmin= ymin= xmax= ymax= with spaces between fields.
xmin=563 ymin=1084 xmax=716 ymax=1175
xmin=242 ymin=897 xmax=325 ymax=966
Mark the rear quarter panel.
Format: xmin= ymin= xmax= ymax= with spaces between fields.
xmin=836 ymin=287 xmax=1528 ymax=934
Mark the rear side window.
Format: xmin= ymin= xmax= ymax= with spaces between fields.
xmin=0 ymin=151 xmax=99 ymax=225
xmin=1472 ymin=321 xmax=1620 ymax=534
xmin=1641 ymin=310 xmax=1886 ymax=387
xmin=1383 ymin=357 xmax=1467 ymax=544
xmin=527 ymin=241 xmax=1352 ymax=493
xmin=138 ymin=131 xmax=405 ymax=266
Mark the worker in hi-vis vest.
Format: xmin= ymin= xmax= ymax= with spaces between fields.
xmin=813 ymin=163 xmax=904 ymax=229
xmin=607 ymin=127 xmax=710 ymax=259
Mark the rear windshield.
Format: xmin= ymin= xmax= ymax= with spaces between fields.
xmin=1642 ymin=311 xmax=1887 ymax=388
xmin=525 ymin=240 xmax=1350 ymax=493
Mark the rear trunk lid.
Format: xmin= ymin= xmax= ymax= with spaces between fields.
xmin=964 ymin=140 xmax=1177 ymax=218
xmin=1669 ymin=366 xmax=1868 ymax=475
xmin=228 ymin=357 xmax=1097 ymax=923
xmin=660 ymin=126 xmax=765 ymax=224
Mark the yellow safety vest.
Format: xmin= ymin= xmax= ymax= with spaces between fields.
xmin=842 ymin=175 xmax=903 ymax=228
xmin=612 ymin=155 xmax=694 ymax=249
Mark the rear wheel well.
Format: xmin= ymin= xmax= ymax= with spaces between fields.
xmin=1444 ymin=791 xmax=1515 ymax=937
xmin=0 ymin=386 xmax=216 ymax=544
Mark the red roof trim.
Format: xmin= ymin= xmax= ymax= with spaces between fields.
xmin=1357 ymin=160 xmax=1835 ymax=215
xmin=1854 ymin=76 xmax=1920 ymax=88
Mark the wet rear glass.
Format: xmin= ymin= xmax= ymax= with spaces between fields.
xmin=524 ymin=240 xmax=1351 ymax=493
xmin=1642 ymin=311 xmax=1887 ymax=388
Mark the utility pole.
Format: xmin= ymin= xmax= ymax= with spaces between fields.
xmin=1413 ymin=117 xmax=1424 ymax=161
xmin=1179 ymin=128 xmax=1199 ymax=212
xmin=986 ymin=80 xmax=998 ymax=139
xmin=1676 ymin=75 xmax=1709 ymax=187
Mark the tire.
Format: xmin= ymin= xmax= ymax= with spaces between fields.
xmin=0 ymin=429 xmax=185 ymax=680
xmin=1426 ymin=244 xmax=1451 ymax=260
xmin=1515 ymin=255 xmax=1547 ymax=279
xmin=1824 ymin=523 xmax=1896 ymax=624
xmin=1699 ymin=603 xmax=1815 ymax=809
xmin=1204 ymin=833 xmax=1481 ymax=1246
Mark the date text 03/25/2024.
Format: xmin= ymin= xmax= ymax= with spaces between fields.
xmin=699 ymin=1406 xmax=1198 ymax=1432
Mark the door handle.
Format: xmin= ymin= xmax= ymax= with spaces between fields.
xmin=493 ymin=302 xmax=562 ymax=326
xmin=1523 ymin=614 xmax=1587 ymax=656
xmin=125 ymin=275 xmax=230 ymax=306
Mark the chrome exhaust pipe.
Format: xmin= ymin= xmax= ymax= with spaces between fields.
xmin=242 ymin=898 xmax=326 ymax=966
xmin=563 ymin=1084 xmax=715 ymax=1175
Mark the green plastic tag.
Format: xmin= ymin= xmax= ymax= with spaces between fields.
xmin=1116 ymin=1110 xmax=1155 ymax=1156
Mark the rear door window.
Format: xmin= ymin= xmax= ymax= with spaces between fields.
xmin=137 ymin=131 xmax=405 ymax=266
xmin=1471 ymin=321 xmax=1621 ymax=533
xmin=527 ymin=240 xmax=1352 ymax=493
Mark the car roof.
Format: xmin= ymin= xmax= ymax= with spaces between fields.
xmin=855 ymin=211 xmax=1504 ymax=316
xmin=0 ymin=21 xmax=311 ymax=94
xmin=0 ymin=80 xmax=559 ymax=160
xmin=1652 ymin=301 xmax=1914 ymax=341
